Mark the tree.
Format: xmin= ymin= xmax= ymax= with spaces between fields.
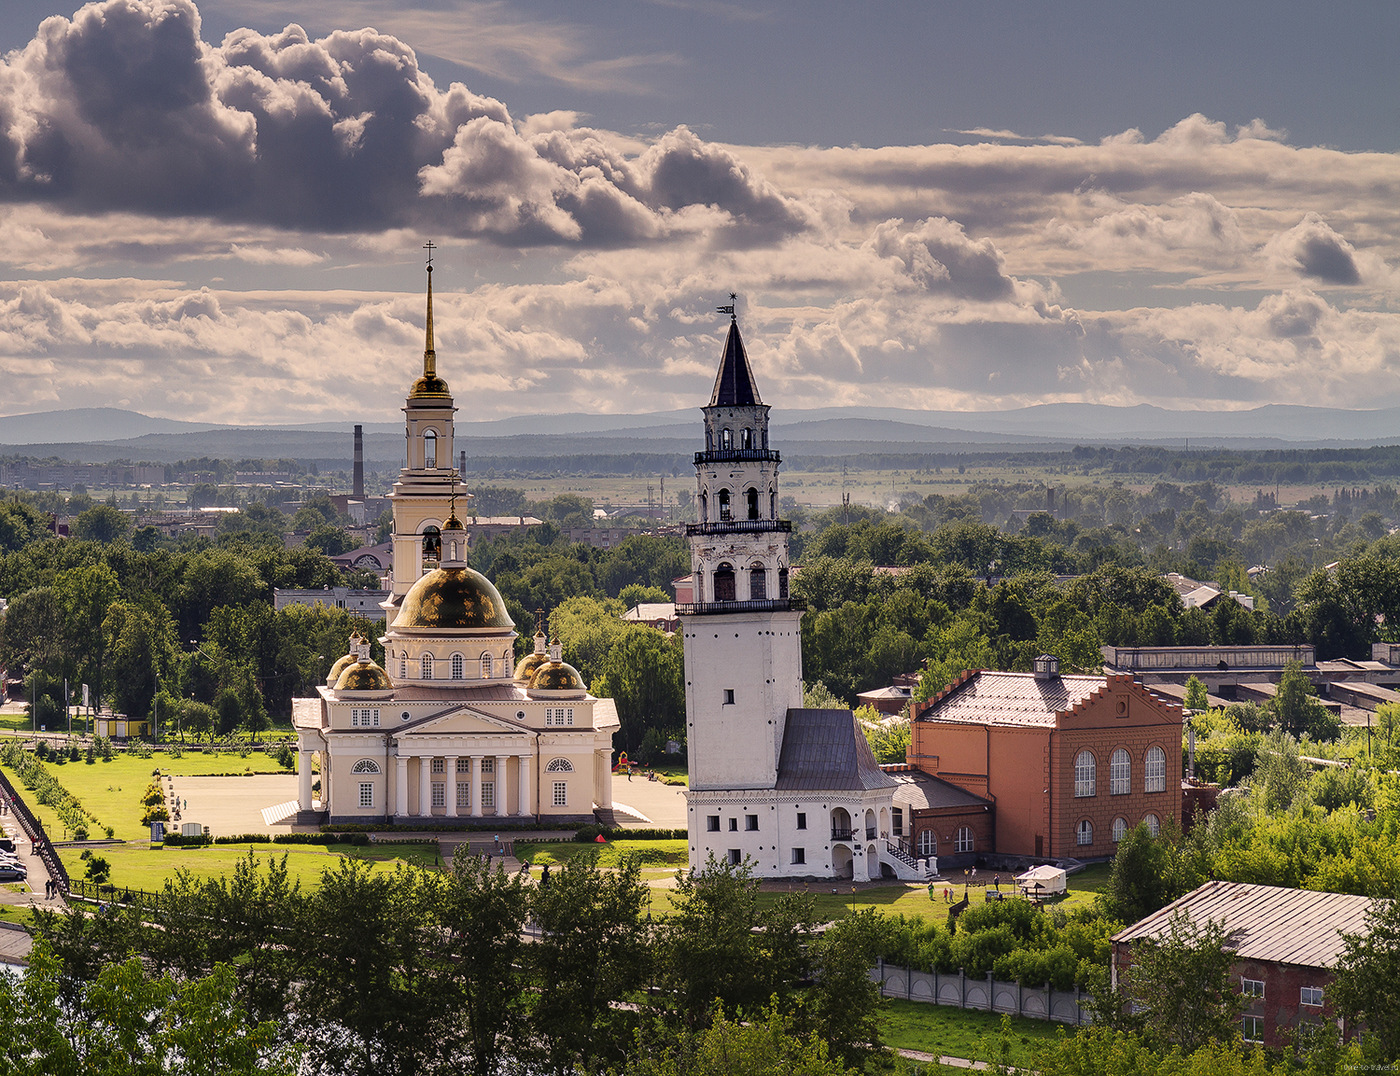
xmin=592 ymin=627 xmax=685 ymax=756
xmin=70 ymin=504 xmax=131 ymax=544
xmin=861 ymin=708 xmax=910 ymax=764
xmin=1333 ymin=893 xmax=1400 ymax=1062
xmin=1183 ymin=675 xmax=1209 ymax=712
xmin=1099 ymin=822 xmax=1202 ymax=926
xmin=801 ymin=910 xmax=886 ymax=1068
xmin=627 ymin=1003 xmax=851 ymax=1076
xmin=529 ymin=851 xmax=650 ymax=1075
xmin=102 ymin=599 xmax=179 ymax=722
xmin=1272 ymin=659 xmax=1333 ymax=739
xmin=1118 ymin=910 xmax=1243 ymax=1053
xmin=304 ymin=523 xmax=354 ymax=556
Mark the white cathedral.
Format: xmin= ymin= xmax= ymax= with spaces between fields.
xmin=293 ymin=263 xmax=915 ymax=882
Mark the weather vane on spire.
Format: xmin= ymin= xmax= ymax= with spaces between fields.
xmin=717 ymin=292 xmax=737 ymax=318
xmin=424 ymin=239 xmax=435 ymax=269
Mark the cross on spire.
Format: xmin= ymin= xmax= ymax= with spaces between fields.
xmin=424 ymin=239 xmax=435 ymax=269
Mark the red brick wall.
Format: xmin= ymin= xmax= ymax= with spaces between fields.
xmin=909 ymin=804 xmax=995 ymax=860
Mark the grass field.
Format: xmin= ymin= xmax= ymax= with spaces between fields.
xmin=1 ymin=751 xmax=295 ymax=842
xmin=880 ymin=999 xmax=1065 ymax=1069
xmin=60 ymin=839 xmax=444 ymax=894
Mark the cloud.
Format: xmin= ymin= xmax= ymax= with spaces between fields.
xmin=865 ymin=217 xmax=1015 ymax=300
xmin=1264 ymin=214 xmax=1362 ymax=285
xmin=0 ymin=0 xmax=812 ymax=246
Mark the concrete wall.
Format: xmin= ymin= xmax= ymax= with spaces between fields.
xmin=873 ymin=960 xmax=1090 ymax=1026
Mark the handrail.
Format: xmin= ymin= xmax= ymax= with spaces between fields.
xmin=677 ymin=599 xmax=805 ymax=615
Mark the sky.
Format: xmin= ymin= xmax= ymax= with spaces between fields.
xmin=0 ymin=0 xmax=1397 ymax=427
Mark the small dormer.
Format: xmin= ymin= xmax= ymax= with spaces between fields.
xmin=1034 ymin=654 xmax=1061 ymax=680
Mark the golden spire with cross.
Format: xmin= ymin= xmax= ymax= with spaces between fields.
xmin=410 ymin=240 xmax=451 ymax=398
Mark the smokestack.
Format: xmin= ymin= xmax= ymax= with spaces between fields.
xmin=459 ymin=450 xmax=466 ymax=477
xmin=353 ymin=425 xmax=364 ymax=499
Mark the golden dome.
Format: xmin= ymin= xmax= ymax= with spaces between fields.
xmin=327 ymin=653 xmax=357 ymax=686
xmin=515 ymin=650 xmax=549 ymax=682
xmin=529 ymin=660 xmax=586 ymax=695
xmin=410 ymin=372 xmax=451 ymax=399
xmin=395 ymin=566 xmax=514 ymax=631
xmin=335 ymin=661 xmax=394 ymax=692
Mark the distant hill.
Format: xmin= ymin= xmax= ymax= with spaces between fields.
xmin=1 ymin=403 xmax=1398 ymax=466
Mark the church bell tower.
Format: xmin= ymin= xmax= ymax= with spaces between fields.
xmin=680 ymin=300 xmax=804 ymax=792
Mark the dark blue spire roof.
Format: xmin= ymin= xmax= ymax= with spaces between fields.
xmin=708 ymin=316 xmax=762 ymax=407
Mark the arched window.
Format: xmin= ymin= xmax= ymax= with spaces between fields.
xmin=1077 ymin=819 xmax=1093 ymax=846
xmin=749 ymin=564 xmax=767 ymax=600
xmin=955 ymin=826 xmax=974 ymax=853
xmin=421 ymin=525 xmax=441 ymax=564
xmin=400 ymin=658 xmax=408 ymax=678
xmin=694 ymin=570 xmax=704 ymax=602
xmin=746 ymin=488 xmax=759 ymax=520
xmin=351 ymin=759 xmax=380 ymax=774
xmin=770 ymin=490 xmax=776 ymax=518
xmin=1110 ymin=748 xmax=1131 ymax=795
xmin=451 ymin=654 xmax=464 ymax=680
xmin=424 ymin=429 xmax=437 ymax=467
xmin=713 ymin=563 xmax=736 ymax=602
xmin=699 ymin=491 xmax=708 ymax=523
xmin=1112 ymin=817 xmax=1128 ymax=842
xmin=1143 ymin=813 xmax=1160 ymax=837
xmin=1144 ymin=746 xmax=1167 ymax=792
xmin=545 ymin=757 xmax=574 ymax=773
xmin=1074 ymin=750 xmax=1096 ymax=797
xmin=778 ymin=567 xmax=789 ymax=599
xmin=717 ymin=489 xmax=732 ymax=521
xmin=421 ymin=655 xmax=434 ymax=680
xmin=480 ymin=652 xmax=493 ymax=679
xmin=741 ymin=427 xmax=752 ymax=448
xmin=917 ymin=830 xmax=937 ymax=856
xmin=719 ymin=428 xmax=732 ymax=450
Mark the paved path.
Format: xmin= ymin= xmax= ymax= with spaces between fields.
xmin=173 ymin=774 xmax=300 ymax=836
xmin=609 ymin=772 xmax=686 ymax=828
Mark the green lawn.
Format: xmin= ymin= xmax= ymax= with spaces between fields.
xmin=62 ymin=840 xmax=444 ymax=895
xmin=880 ymin=998 xmax=1067 ymax=1069
xmin=516 ymin=839 xmax=689 ymax=870
xmin=1 ymin=751 xmax=296 ymax=842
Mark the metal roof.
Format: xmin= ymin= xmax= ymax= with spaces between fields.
xmin=888 ymin=769 xmax=991 ymax=811
xmin=708 ymin=317 xmax=762 ymax=407
xmin=776 ymin=709 xmax=898 ymax=791
xmin=917 ymin=671 xmax=1105 ymax=728
xmin=1112 ymin=880 xmax=1378 ymax=969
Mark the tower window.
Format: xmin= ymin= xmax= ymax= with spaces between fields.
xmin=723 ymin=688 xmax=735 ymax=705
xmin=451 ymin=654 xmax=464 ymax=680
xmin=749 ymin=564 xmax=767 ymax=600
xmin=741 ymin=427 xmax=752 ymax=449
xmin=778 ymin=567 xmax=789 ymax=599
xmin=480 ymin=652 xmax=493 ymax=678
xmin=719 ymin=428 xmax=732 ymax=450
xmin=699 ymin=491 xmax=708 ymax=523
xmin=421 ymin=655 xmax=433 ymax=680
xmin=714 ymin=563 xmax=736 ymax=602
xmin=424 ymin=429 xmax=437 ymax=467
xmin=717 ymin=489 xmax=731 ymax=521
xmin=746 ymin=488 xmax=759 ymax=520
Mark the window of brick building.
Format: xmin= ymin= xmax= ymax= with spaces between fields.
xmin=1074 ymin=751 xmax=1096 ymax=797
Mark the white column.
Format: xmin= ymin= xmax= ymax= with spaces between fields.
xmin=298 ymin=750 xmax=314 ymax=810
xmin=445 ymin=756 xmax=459 ymax=817
xmin=517 ymin=755 xmax=532 ymax=817
xmin=494 ymin=755 xmax=509 ymax=816
xmin=419 ymin=756 xmax=433 ymax=817
xmin=597 ymin=750 xmax=613 ymax=809
xmin=470 ymin=755 xmax=483 ymax=818
xmin=395 ymin=756 xmax=409 ymax=817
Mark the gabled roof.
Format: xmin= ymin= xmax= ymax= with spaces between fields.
xmin=776 ymin=709 xmax=898 ymax=791
xmin=708 ymin=318 xmax=762 ymax=407
xmin=916 ymin=670 xmax=1106 ymax=728
xmin=1112 ymin=880 xmax=1379 ymax=969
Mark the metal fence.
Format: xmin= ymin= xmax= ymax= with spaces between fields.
xmin=0 ymin=767 xmax=70 ymax=894
xmin=872 ymin=959 xmax=1091 ymax=1026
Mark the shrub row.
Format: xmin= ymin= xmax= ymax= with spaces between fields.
xmin=162 ymin=831 xmax=373 ymax=847
xmin=1 ymin=742 xmax=102 ymax=838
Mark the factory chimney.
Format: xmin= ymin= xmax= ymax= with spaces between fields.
xmin=353 ymin=425 xmax=364 ymax=499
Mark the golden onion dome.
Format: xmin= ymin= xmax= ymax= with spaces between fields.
xmin=410 ymin=372 xmax=451 ymax=399
xmin=514 ymin=650 xmax=549 ymax=683
xmin=445 ymin=511 xmax=463 ymax=530
xmin=327 ymin=653 xmax=357 ymax=686
xmin=529 ymin=660 xmax=586 ymax=695
xmin=395 ymin=566 xmax=514 ymax=631
xmin=335 ymin=661 xmax=394 ymax=692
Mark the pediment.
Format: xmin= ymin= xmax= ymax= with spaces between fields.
xmin=398 ymin=705 xmax=528 ymax=738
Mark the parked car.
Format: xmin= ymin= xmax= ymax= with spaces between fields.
xmin=0 ymin=865 xmax=28 ymax=882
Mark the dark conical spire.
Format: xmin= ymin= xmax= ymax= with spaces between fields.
xmin=708 ymin=309 xmax=762 ymax=407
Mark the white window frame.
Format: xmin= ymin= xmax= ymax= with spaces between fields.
xmin=1143 ymin=813 xmax=1160 ymax=837
xmin=790 ymin=847 xmax=805 ymax=865
xmin=1110 ymin=748 xmax=1131 ymax=795
xmin=545 ymin=757 xmax=573 ymax=773
xmin=1144 ymin=746 xmax=1167 ymax=792
xmin=1242 ymin=1015 xmax=1263 ymax=1043
xmin=456 ymin=758 xmax=470 ymax=773
xmin=482 ymin=782 xmax=495 ymax=809
xmin=706 ymin=815 xmax=720 ymax=832
xmin=431 ymin=758 xmax=445 ymax=774
xmin=351 ymin=759 xmax=380 ymax=774
xmin=481 ymin=757 xmax=495 ymax=774
xmin=1241 ymin=977 xmax=1264 ymax=999
xmin=431 ymin=782 xmax=445 ymax=808
xmin=421 ymin=655 xmax=433 ymax=680
xmin=480 ymin=652 xmax=493 ymax=679
xmin=1074 ymin=750 xmax=1096 ymax=797
xmin=1077 ymin=819 xmax=1093 ymax=846
xmin=955 ymin=826 xmax=973 ymax=853
xmin=918 ymin=830 xmax=936 ymax=856
xmin=1112 ymin=816 xmax=1128 ymax=842
xmin=1300 ymin=985 xmax=1323 ymax=1007
xmin=451 ymin=654 xmax=464 ymax=680
xmin=456 ymin=783 xmax=470 ymax=809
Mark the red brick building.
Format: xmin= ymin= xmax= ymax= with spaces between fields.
xmin=910 ymin=657 xmax=1183 ymax=859
xmin=1112 ymin=881 xmax=1375 ymax=1049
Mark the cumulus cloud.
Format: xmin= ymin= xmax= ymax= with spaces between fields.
xmin=0 ymin=0 xmax=813 ymax=246
xmin=865 ymin=217 xmax=1015 ymax=300
xmin=1264 ymin=214 xmax=1362 ymax=285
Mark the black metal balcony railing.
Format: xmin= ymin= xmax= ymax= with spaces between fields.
xmin=685 ymin=519 xmax=793 ymax=536
xmin=831 ymin=828 xmax=853 ymax=841
xmin=677 ymin=598 xmax=805 ymax=616
xmin=694 ymin=449 xmax=782 ymax=465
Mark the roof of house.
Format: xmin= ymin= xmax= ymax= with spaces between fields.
xmin=917 ymin=670 xmax=1106 ymax=728
xmin=1111 ymin=880 xmax=1378 ymax=969
xmin=775 ymin=709 xmax=898 ymax=791
xmin=888 ymin=769 xmax=992 ymax=811
xmin=622 ymin=602 xmax=677 ymax=622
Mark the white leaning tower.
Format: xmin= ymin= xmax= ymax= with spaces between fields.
xmin=681 ymin=302 xmax=900 ymax=880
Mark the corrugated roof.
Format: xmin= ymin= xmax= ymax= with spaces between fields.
xmin=1112 ymin=880 xmax=1378 ymax=969
xmin=918 ymin=671 xmax=1105 ymax=728
xmin=708 ymin=317 xmax=762 ymax=407
xmin=776 ymin=709 xmax=898 ymax=791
